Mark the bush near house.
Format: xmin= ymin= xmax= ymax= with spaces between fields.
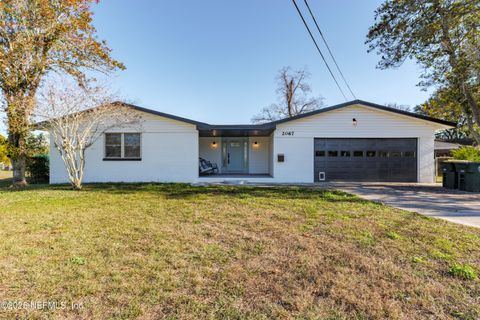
xmin=25 ymin=154 xmax=49 ymax=184
xmin=452 ymin=146 xmax=480 ymax=161
xmin=0 ymin=184 xmax=479 ymax=319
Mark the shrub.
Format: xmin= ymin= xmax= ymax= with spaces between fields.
xmin=448 ymin=263 xmax=477 ymax=280
xmin=451 ymin=146 xmax=480 ymax=162
xmin=26 ymin=154 xmax=49 ymax=184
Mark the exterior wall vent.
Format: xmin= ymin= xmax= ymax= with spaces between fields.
xmin=318 ymin=172 xmax=326 ymax=181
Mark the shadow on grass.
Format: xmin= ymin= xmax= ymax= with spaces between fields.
xmin=0 ymin=181 xmax=374 ymax=204
xmin=0 ymin=177 xmax=13 ymax=189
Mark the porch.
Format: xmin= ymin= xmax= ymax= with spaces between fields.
xmin=196 ymin=173 xmax=274 ymax=184
xmin=198 ymin=124 xmax=275 ymax=178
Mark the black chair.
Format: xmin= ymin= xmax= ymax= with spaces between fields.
xmin=199 ymin=158 xmax=219 ymax=175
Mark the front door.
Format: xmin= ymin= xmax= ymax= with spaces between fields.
xmin=224 ymin=139 xmax=247 ymax=173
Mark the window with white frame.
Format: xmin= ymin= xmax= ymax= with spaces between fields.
xmin=104 ymin=133 xmax=141 ymax=160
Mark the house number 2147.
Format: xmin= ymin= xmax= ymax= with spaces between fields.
xmin=282 ymin=131 xmax=294 ymax=136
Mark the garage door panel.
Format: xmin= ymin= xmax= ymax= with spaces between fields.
xmin=314 ymin=138 xmax=417 ymax=182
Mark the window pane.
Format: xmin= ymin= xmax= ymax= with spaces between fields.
xmin=106 ymin=146 xmax=121 ymax=158
xmin=315 ymin=151 xmax=325 ymax=157
xmin=106 ymin=133 xmax=121 ymax=145
xmin=124 ymin=133 xmax=141 ymax=158
xmin=105 ymin=133 xmax=121 ymax=158
xmin=125 ymin=146 xmax=140 ymax=158
xmin=340 ymin=151 xmax=351 ymax=157
xmin=353 ymin=151 xmax=363 ymax=157
xmin=328 ymin=151 xmax=338 ymax=157
xmin=124 ymin=133 xmax=140 ymax=147
xmin=366 ymin=151 xmax=376 ymax=157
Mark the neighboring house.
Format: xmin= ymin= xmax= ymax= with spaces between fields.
xmin=433 ymin=139 xmax=474 ymax=178
xmin=434 ymin=139 xmax=473 ymax=158
xmin=434 ymin=140 xmax=462 ymax=158
xmin=48 ymin=100 xmax=455 ymax=184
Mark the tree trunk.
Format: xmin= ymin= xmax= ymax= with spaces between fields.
xmin=11 ymin=153 xmax=27 ymax=187
xmin=5 ymin=92 xmax=36 ymax=187
xmin=436 ymin=3 xmax=480 ymax=144
xmin=461 ymin=84 xmax=480 ymax=143
xmin=72 ymin=178 xmax=82 ymax=190
xmin=287 ymin=79 xmax=294 ymax=117
xmin=463 ymin=110 xmax=480 ymax=145
xmin=8 ymin=132 xmax=28 ymax=187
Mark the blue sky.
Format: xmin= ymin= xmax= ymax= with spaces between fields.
xmin=1 ymin=0 xmax=430 ymax=134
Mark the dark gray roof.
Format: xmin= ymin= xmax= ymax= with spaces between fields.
xmin=119 ymin=100 xmax=457 ymax=129
xmin=117 ymin=102 xmax=209 ymax=126
xmin=268 ymin=100 xmax=457 ymax=127
xmin=197 ymin=124 xmax=275 ymax=137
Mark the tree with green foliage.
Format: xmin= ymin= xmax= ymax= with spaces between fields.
xmin=415 ymin=86 xmax=472 ymax=140
xmin=0 ymin=134 xmax=9 ymax=166
xmin=415 ymin=88 xmax=473 ymax=140
xmin=366 ymin=0 xmax=480 ymax=145
xmin=26 ymin=133 xmax=49 ymax=156
xmin=0 ymin=0 xmax=124 ymax=187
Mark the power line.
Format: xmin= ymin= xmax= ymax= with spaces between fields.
xmin=290 ymin=0 xmax=348 ymax=101
xmin=303 ymin=0 xmax=356 ymax=99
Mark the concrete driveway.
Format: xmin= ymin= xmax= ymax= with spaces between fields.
xmin=331 ymin=183 xmax=480 ymax=228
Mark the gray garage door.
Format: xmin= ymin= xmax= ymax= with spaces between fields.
xmin=314 ymin=138 xmax=417 ymax=182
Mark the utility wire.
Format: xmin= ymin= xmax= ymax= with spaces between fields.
xmin=303 ymin=0 xmax=357 ymax=99
xmin=290 ymin=0 xmax=348 ymax=101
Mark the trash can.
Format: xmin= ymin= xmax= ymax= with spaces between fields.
xmin=442 ymin=162 xmax=457 ymax=189
xmin=454 ymin=161 xmax=480 ymax=192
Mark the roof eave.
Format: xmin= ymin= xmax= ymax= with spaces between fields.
xmin=267 ymin=100 xmax=457 ymax=128
xmin=115 ymin=102 xmax=209 ymax=127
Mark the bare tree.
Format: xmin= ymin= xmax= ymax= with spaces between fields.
xmin=385 ymin=102 xmax=411 ymax=112
xmin=35 ymin=79 xmax=140 ymax=190
xmin=252 ymin=67 xmax=323 ymax=123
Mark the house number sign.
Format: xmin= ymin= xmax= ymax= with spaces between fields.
xmin=281 ymin=131 xmax=294 ymax=136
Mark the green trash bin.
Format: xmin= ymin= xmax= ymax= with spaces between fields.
xmin=442 ymin=162 xmax=457 ymax=189
xmin=454 ymin=161 xmax=480 ymax=192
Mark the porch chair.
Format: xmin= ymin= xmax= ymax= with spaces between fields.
xmin=199 ymin=158 xmax=219 ymax=175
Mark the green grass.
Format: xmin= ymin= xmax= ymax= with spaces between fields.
xmin=449 ymin=264 xmax=478 ymax=280
xmin=0 ymin=182 xmax=479 ymax=319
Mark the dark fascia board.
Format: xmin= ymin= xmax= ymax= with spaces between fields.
xmin=267 ymin=100 xmax=457 ymax=127
xmin=118 ymin=102 xmax=278 ymax=130
xmin=37 ymin=100 xmax=455 ymax=131
xmin=116 ymin=102 xmax=209 ymax=127
xmin=119 ymin=102 xmax=280 ymax=130
xmin=197 ymin=123 xmax=276 ymax=131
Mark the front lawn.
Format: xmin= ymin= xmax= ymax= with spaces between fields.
xmin=0 ymin=170 xmax=12 ymax=184
xmin=0 ymin=183 xmax=479 ymax=319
